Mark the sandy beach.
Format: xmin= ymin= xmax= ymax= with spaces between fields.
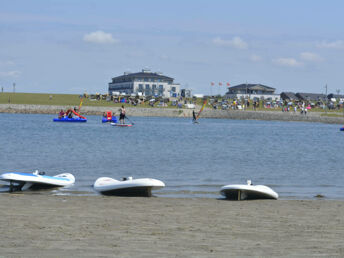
xmin=0 ymin=195 xmax=343 ymax=257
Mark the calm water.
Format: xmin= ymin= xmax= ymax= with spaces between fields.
xmin=0 ymin=113 xmax=343 ymax=199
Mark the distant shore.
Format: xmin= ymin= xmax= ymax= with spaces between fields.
xmin=1 ymin=103 xmax=344 ymax=124
xmin=0 ymin=195 xmax=343 ymax=257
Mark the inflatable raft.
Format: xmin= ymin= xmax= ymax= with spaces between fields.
xmin=54 ymin=109 xmax=87 ymax=122
xmin=340 ymin=127 xmax=344 ymax=131
xmin=93 ymin=176 xmax=165 ymax=196
xmin=53 ymin=117 xmax=87 ymax=122
xmin=102 ymin=111 xmax=118 ymax=123
xmin=0 ymin=170 xmax=75 ymax=192
xmin=102 ymin=117 xmax=118 ymax=123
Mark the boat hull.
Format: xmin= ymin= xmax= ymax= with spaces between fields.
xmin=220 ymin=184 xmax=278 ymax=200
xmin=53 ymin=118 xmax=87 ymax=122
xmin=94 ymin=177 xmax=164 ymax=197
xmin=0 ymin=172 xmax=75 ymax=191
xmin=99 ymin=186 xmax=154 ymax=197
xmin=102 ymin=117 xmax=118 ymax=123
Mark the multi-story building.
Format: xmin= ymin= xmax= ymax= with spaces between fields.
xmin=225 ymin=83 xmax=280 ymax=101
xmin=108 ymin=69 xmax=180 ymax=98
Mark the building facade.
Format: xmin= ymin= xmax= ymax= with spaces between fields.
xmin=108 ymin=69 xmax=180 ymax=98
xmin=225 ymin=83 xmax=280 ymax=101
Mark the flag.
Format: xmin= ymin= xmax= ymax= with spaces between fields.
xmin=211 ymin=82 xmax=214 ymax=86
xmin=219 ymin=82 xmax=222 ymax=86
xmin=226 ymin=82 xmax=230 ymax=87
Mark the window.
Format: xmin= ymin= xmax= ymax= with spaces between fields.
xmin=145 ymin=84 xmax=151 ymax=95
xmin=158 ymin=85 xmax=164 ymax=96
xmin=171 ymin=87 xmax=176 ymax=92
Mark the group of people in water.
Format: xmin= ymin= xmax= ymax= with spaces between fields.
xmin=58 ymin=105 xmax=128 ymax=124
xmin=58 ymin=107 xmax=78 ymax=119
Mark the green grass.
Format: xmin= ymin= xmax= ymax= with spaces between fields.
xmin=2 ymin=92 xmax=344 ymax=114
xmin=0 ymin=92 xmax=143 ymax=108
xmin=0 ymin=92 xmax=184 ymax=108
xmin=0 ymin=92 xmax=82 ymax=106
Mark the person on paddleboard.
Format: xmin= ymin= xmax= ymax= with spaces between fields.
xmin=119 ymin=105 xmax=126 ymax=124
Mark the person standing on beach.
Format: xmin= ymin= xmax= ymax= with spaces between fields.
xmin=119 ymin=105 xmax=126 ymax=124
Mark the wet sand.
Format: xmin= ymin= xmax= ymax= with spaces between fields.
xmin=0 ymin=195 xmax=343 ymax=257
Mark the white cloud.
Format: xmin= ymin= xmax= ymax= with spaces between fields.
xmin=250 ymin=54 xmax=262 ymax=62
xmin=316 ymin=40 xmax=344 ymax=49
xmin=0 ymin=71 xmax=21 ymax=77
xmin=0 ymin=60 xmax=15 ymax=66
xmin=212 ymin=36 xmax=248 ymax=49
xmin=272 ymin=58 xmax=303 ymax=68
xmin=83 ymin=31 xmax=119 ymax=44
xmin=300 ymin=52 xmax=322 ymax=62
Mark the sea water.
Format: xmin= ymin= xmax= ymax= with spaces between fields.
xmin=0 ymin=113 xmax=343 ymax=199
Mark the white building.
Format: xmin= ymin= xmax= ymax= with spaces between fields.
xmin=108 ymin=69 xmax=180 ymax=98
xmin=225 ymin=83 xmax=280 ymax=101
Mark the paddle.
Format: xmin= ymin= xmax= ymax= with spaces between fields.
xmin=124 ymin=115 xmax=135 ymax=125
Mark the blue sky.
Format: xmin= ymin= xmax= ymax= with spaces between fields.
xmin=1 ymin=0 xmax=344 ymax=95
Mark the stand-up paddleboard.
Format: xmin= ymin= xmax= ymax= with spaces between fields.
xmin=93 ymin=176 xmax=165 ymax=197
xmin=110 ymin=123 xmax=133 ymax=127
xmin=0 ymin=170 xmax=75 ymax=192
xmin=220 ymin=180 xmax=278 ymax=200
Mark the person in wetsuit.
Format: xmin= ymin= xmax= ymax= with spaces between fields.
xmin=192 ymin=110 xmax=197 ymax=122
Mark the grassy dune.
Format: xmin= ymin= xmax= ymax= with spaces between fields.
xmin=0 ymin=92 xmax=123 ymax=107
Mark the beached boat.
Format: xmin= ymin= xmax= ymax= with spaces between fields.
xmin=0 ymin=170 xmax=75 ymax=192
xmin=93 ymin=176 xmax=165 ymax=196
xmin=220 ymin=180 xmax=278 ymax=200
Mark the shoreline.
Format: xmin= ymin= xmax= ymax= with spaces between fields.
xmin=1 ymin=103 xmax=344 ymax=124
xmin=0 ymin=195 xmax=343 ymax=257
